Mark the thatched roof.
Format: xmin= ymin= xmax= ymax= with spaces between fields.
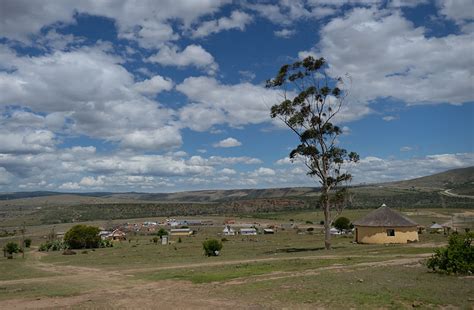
xmin=353 ymin=205 xmax=418 ymax=227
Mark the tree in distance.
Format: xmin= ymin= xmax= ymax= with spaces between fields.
xmin=64 ymin=225 xmax=101 ymax=249
xmin=203 ymin=239 xmax=223 ymax=257
xmin=156 ymin=228 xmax=169 ymax=238
xmin=24 ymin=238 xmax=32 ymax=248
xmin=267 ymin=56 xmax=359 ymax=249
xmin=3 ymin=242 xmax=20 ymax=259
xmin=333 ymin=217 xmax=351 ymax=231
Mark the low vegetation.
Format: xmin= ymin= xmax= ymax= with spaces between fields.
xmin=202 ymin=239 xmax=223 ymax=257
xmin=427 ymin=231 xmax=473 ymax=274
xmin=64 ymin=225 xmax=101 ymax=249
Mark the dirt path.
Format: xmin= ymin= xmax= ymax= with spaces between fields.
xmin=0 ymin=252 xmax=432 ymax=309
xmin=440 ymin=189 xmax=474 ymax=199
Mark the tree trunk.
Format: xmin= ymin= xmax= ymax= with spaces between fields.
xmin=324 ymin=208 xmax=331 ymax=250
xmin=322 ymin=188 xmax=331 ymax=250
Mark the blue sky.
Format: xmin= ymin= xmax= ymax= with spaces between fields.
xmin=0 ymin=0 xmax=472 ymax=192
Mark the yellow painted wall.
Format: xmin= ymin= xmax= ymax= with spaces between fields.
xmin=355 ymin=226 xmax=418 ymax=244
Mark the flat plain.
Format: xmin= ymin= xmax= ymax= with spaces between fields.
xmin=1 ymin=208 xmax=473 ymax=309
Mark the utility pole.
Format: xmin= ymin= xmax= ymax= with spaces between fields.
xmin=21 ymin=222 xmax=25 ymax=259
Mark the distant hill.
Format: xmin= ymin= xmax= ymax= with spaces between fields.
xmin=1 ymin=166 xmax=472 ymax=203
xmin=388 ymin=166 xmax=474 ymax=193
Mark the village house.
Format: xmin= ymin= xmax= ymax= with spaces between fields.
xmin=353 ymin=204 xmax=419 ymax=244
xmin=223 ymin=225 xmax=236 ymax=236
xmin=170 ymin=228 xmax=193 ymax=236
xmin=240 ymin=228 xmax=257 ymax=235
xmin=106 ymin=229 xmax=127 ymax=241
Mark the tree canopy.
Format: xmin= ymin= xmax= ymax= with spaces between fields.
xmin=267 ymin=56 xmax=359 ymax=249
xmin=64 ymin=225 xmax=101 ymax=249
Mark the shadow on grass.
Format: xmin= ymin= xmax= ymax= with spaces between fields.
xmin=265 ymin=246 xmax=345 ymax=254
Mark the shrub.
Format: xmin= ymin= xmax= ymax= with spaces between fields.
xmin=64 ymin=225 xmax=101 ymax=249
xmin=24 ymin=239 xmax=32 ymax=248
xmin=178 ymin=237 xmax=182 ymax=243
xmin=38 ymin=240 xmax=65 ymax=252
xmin=306 ymin=220 xmax=313 ymax=224
xmin=4 ymin=242 xmax=20 ymax=256
xmin=319 ymin=220 xmax=324 ymax=225
xmin=307 ymin=227 xmax=314 ymax=232
xmin=427 ymin=232 xmax=473 ymax=274
xmin=334 ymin=217 xmax=351 ymax=231
xmin=221 ymin=238 xmax=229 ymax=242
xmin=100 ymin=239 xmax=113 ymax=248
xmin=152 ymin=237 xmax=159 ymax=244
xmin=156 ymin=228 xmax=168 ymax=238
xmin=203 ymin=239 xmax=223 ymax=257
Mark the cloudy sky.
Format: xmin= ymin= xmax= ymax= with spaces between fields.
xmin=0 ymin=0 xmax=473 ymax=192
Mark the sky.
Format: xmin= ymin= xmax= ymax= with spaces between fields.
xmin=0 ymin=0 xmax=473 ymax=193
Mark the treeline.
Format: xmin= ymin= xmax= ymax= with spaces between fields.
xmin=21 ymin=190 xmax=474 ymax=225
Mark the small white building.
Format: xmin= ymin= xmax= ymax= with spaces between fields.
xmin=240 ymin=228 xmax=257 ymax=235
xmin=263 ymin=229 xmax=275 ymax=234
xmin=223 ymin=226 xmax=236 ymax=236
xmin=170 ymin=228 xmax=193 ymax=236
xmin=330 ymin=227 xmax=342 ymax=235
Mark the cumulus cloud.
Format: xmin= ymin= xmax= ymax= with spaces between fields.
xmin=176 ymin=76 xmax=282 ymax=129
xmin=274 ymin=28 xmax=296 ymax=38
xmin=148 ymin=44 xmax=218 ymax=74
xmin=0 ymin=0 xmax=230 ymax=47
xmin=0 ymin=45 xmax=181 ymax=151
xmin=191 ymin=10 xmax=253 ymax=38
xmin=133 ymin=75 xmax=174 ymax=96
xmin=213 ymin=137 xmax=242 ymax=148
xmin=300 ymin=7 xmax=474 ymax=107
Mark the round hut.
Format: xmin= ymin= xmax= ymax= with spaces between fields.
xmin=353 ymin=204 xmax=419 ymax=244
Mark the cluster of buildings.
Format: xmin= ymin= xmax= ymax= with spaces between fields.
xmin=94 ymin=204 xmax=467 ymax=245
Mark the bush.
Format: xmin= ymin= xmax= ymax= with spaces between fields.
xmin=319 ymin=220 xmax=324 ymax=225
xmin=152 ymin=237 xmax=159 ymax=244
xmin=178 ymin=237 xmax=182 ymax=243
xmin=156 ymin=228 xmax=168 ymax=238
xmin=64 ymin=225 xmax=101 ymax=249
xmin=334 ymin=217 xmax=351 ymax=231
xmin=3 ymin=242 xmax=20 ymax=256
xmin=203 ymin=239 xmax=223 ymax=257
xmin=38 ymin=240 xmax=65 ymax=252
xmin=24 ymin=239 xmax=32 ymax=248
xmin=100 ymin=239 xmax=113 ymax=248
xmin=306 ymin=220 xmax=313 ymax=224
xmin=306 ymin=227 xmax=314 ymax=232
xmin=427 ymin=232 xmax=473 ymax=274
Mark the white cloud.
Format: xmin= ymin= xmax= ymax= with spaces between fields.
xmin=148 ymin=44 xmax=218 ymax=74
xmin=274 ymin=28 xmax=296 ymax=38
xmin=213 ymin=137 xmax=242 ymax=148
xmin=0 ymin=0 xmax=231 ymax=47
xmin=0 ymin=45 xmax=181 ymax=151
xmin=220 ymin=168 xmax=237 ymax=175
xmin=191 ymin=10 xmax=253 ymax=38
xmin=400 ymin=146 xmax=413 ymax=152
xmin=382 ymin=116 xmax=397 ymax=121
xmin=303 ymin=7 xmax=474 ymax=107
xmin=79 ymin=175 xmax=105 ymax=187
xmin=133 ymin=75 xmax=174 ymax=96
xmin=250 ymin=167 xmax=276 ymax=177
xmin=176 ymin=76 xmax=282 ymax=129
xmin=436 ymin=0 xmax=474 ymax=26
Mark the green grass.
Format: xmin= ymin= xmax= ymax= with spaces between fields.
xmin=214 ymin=265 xmax=474 ymax=309
xmin=0 ymin=281 xmax=89 ymax=301
xmin=135 ymin=257 xmax=375 ymax=284
xmin=0 ymin=256 xmax=56 ymax=281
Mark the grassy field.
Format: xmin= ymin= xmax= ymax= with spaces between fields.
xmin=0 ymin=208 xmax=472 ymax=309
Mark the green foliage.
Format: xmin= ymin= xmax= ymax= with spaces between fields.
xmin=334 ymin=217 xmax=351 ymax=231
xmin=203 ymin=239 xmax=223 ymax=257
xmin=100 ymin=239 xmax=113 ymax=248
xmin=4 ymin=242 xmax=20 ymax=255
xmin=306 ymin=220 xmax=313 ymax=224
xmin=427 ymin=232 xmax=473 ymax=274
xmin=152 ymin=236 xmax=159 ymax=244
xmin=64 ymin=225 xmax=101 ymax=249
xmin=178 ymin=237 xmax=182 ymax=243
xmin=156 ymin=228 xmax=168 ymax=238
xmin=24 ymin=238 xmax=32 ymax=248
xmin=38 ymin=240 xmax=65 ymax=252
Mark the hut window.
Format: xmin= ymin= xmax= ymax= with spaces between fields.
xmin=386 ymin=229 xmax=395 ymax=236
